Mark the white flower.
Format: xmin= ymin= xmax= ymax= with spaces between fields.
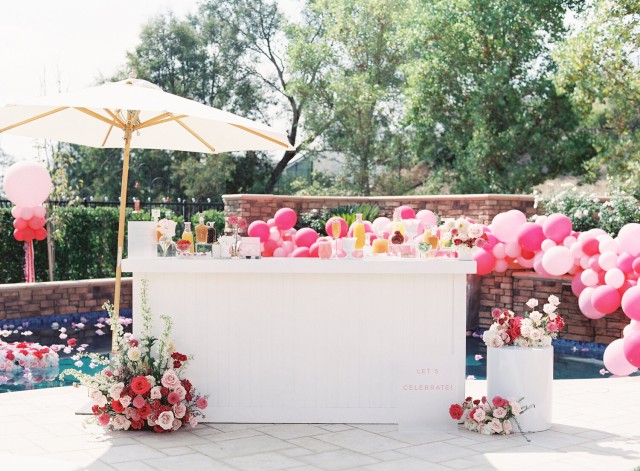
xmin=157 ymin=411 xmax=175 ymax=430
xmin=74 ymin=360 xmax=83 ymax=367
xmin=526 ymin=299 xmax=538 ymax=309
xmin=111 ymin=414 xmax=131 ymax=431
xmin=90 ymin=390 xmax=108 ymax=408
xmin=503 ymin=420 xmax=513 ymax=434
xmin=127 ymin=346 xmax=141 ymax=362
xmin=582 ymin=209 xmax=589 ymax=217
xmin=530 ymin=329 xmax=542 ymax=341
xmin=493 ymin=407 xmax=507 ymax=419
xmin=548 ymin=312 xmax=557 ymax=321
xmin=520 ymin=324 xmax=532 ymax=338
xmin=543 ymin=304 xmax=557 ymax=315
xmin=150 ymin=386 xmax=162 ymax=399
xmin=468 ymin=224 xmax=483 ymax=239
xmin=510 ymin=401 xmax=521 ymax=415
xmin=119 ymin=395 xmax=132 ymax=408
xmin=109 ymin=382 xmax=125 ymax=400
xmin=530 ymin=311 xmax=543 ymax=325
xmin=490 ymin=335 xmax=504 ymax=348
xmin=548 ymin=295 xmax=560 ymax=306
xmin=540 ymin=336 xmax=552 ymax=347
xmin=157 ymin=218 xmax=177 ymax=238
xmin=490 ymin=418 xmax=503 ymax=433
xmin=21 ymin=331 xmax=33 ymax=336
xmin=574 ymin=210 xmax=582 ymax=219
xmin=146 ymin=375 xmax=156 ymax=386
xmin=515 ymin=338 xmax=530 ymax=347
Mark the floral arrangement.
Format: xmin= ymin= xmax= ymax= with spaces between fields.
xmin=156 ymin=218 xmax=177 ymax=240
xmin=61 ymin=280 xmax=208 ymax=432
xmin=226 ymin=215 xmax=247 ymax=257
xmin=482 ymin=295 xmax=565 ymax=348
xmin=449 ymin=395 xmax=532 ymax=436
xmin=439 ymin=217 xmax=487 ymax=249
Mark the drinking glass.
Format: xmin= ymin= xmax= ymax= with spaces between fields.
xmin=331 ymin=220 xmax=341 ymax=259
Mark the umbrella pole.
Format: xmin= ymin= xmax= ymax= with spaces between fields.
xmin=112 ymin=113 xmax=134 ymax=355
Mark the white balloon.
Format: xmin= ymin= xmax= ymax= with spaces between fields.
xmin=541 ymin=239 xmax=557 ymax=251
xmin=605 ymin=268 xmax=625 ymax=289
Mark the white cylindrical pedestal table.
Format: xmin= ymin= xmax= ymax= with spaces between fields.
xmin=487 ymin=346 xmax=552 ymax=432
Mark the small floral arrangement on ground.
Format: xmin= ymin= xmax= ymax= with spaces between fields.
xmin=449 ymin=395 xmax=532 ymax=436
xmin=439 ymin=217 xmax=488 ymax=249
xmin=61 ymin=280 xmax=208 ymax=432
xmin=483 ymin=295 xmax=565 ymax=348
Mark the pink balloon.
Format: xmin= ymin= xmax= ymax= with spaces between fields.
xmin=282 ymin=228 xmax=296 ymax=241
xmin=474 ymin=249 xmax=496 ymax=275
xmin=281 ymin=241 xmax=295 ymax=254
xmin=34 ymin=227 xmax=47 ymax=241
xmin=517 ymin=222 xmax=545 ymax=252
xmin=13 ymin=229 xmax=25 ymax=242
xmin=263 ymin=239 xmax=278 ymax=255
xmin=579 ymin=287 xmax=606 ymax=319
xmin=569 ymin=241 xmax=584 ymax=259
xmin=543 ymin=213 xmax=573 ymax=243
xmin=617 ymin=253 xmax=634 ymax=274
xmin=542 ymin=246 xmax=573 ymax=276
xmin=591 ymin=285 xmax=621 ymax=314
xmin=291 ymin=247 xmax=310 ymax=257
xmin=20 ymin=206 xmax=34 ymax=220
xmin=494 ymin=259 xmax=509 ymax=273
xmin=295 ymin=228 xmax=319 ymax=248
xmin=267 ymin=218 xmax=276 ymax=228
xmin=415 ymin=209 xmax=437 ymax=226
xmin=274 ymin=207 xmax=297 ymax=231
xmin=492 ymin=243 xmax=506 ymax=259
xmin=33 ymin=206 xmax=46 ymax=218
xmin=491 ymin=210 xmax=526 ymax=243
xmin=308 ymin=242 xmax=320 ymax=258
xmin=28 ymin=216 xmax=46 ymax=230
xmin=516 ymin=255 xmax=535 ymax=269
xmin=13 ymin=218 xmax=27 ymax=230
xmin=504 ymin=242 xmax=521 ymax=258
xmin=563 ymin=235 xmax=577 ymax=248
xmin=603 ymin=339 xmax=638 ymax=376
xmin=581 ymin=268 xmax=599 ymax=287
xmin=11 ymin=206 xmax=21 ymax=218
xmin=618 ymin=223 xmax=640 ymax=257
xmin=605 ymin=268 xmax=625 ymax=289
xmin=623 ymin=331 xmax=640 ymax=368
xmin=571 ymin=273 xmax=586 ymax=297
xmin=269 ymin=227 xmax=282 ymax=242
xmin=540 ymin=239 xmax=556 ymax=251
xmin=622 ymin=286 xmax=640 ymax=321
xmin=599 ymin=237 xmax=619 ymax=254
xmin=533 ymin=252 xmax=551 ymax=276
xmin=325 ymin=217 xmax=348 ymax=238
xmin=624 ymin=320 xmax=640 ymax=337
xmin=599 ymin=252 xmax=617 ymax=271
xmin=397 ymin=205 xmax=415 ymax=219
xmin=248 ymin=220 xmax=270 ymax=243
xmin=634 ymin=258 xmax=640 ymax=276
xmin=581 ymin=236 xmax=600 ymax=256
xmin=2 ymin=161 xmax=53 ymax=206
xmin=273 ymin=247 xmax=287 ymax=257
xmin=618 ymin=280 xmax=636 ymax=297
xmin=588 ymin=256 xmax=601 ymax=271
xmin=21 ymin=227 xmax=34 ymax=242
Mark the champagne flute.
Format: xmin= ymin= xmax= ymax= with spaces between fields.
xmin=331 ymin=219 xmax=341 ymax=259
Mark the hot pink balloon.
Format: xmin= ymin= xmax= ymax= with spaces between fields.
xmin=309 ymin=242 xmax=320 ymax=258
xmin=605 ymin=268 xmax=625 ymax=289
xmin=603 ymin=339 xmax=638 ymax=376
xmin=617 ymin=253 xmax=634 ymax=274
xmin=2 ymin=161 xmax=53 ymax=206
xmin=578 ymin=287 xmax=606 ymax=319
xmin=273 ymin=247 xmax=287 ymax=257
xmin=591 ymin=285 xmax=621 ymax=314
xmin=622 ymin=286 xmax=640 ymax=321
xmin=473 ymin=249 xmax=496 ymax=275
xmin=542 ymin=246 xmax=573 ymax=276
xmin=291 ymin=247 xmax=310 ymax=258
xmin=325 ymin=217 xmax=348 ymax=238
xmin=295 ymin=228 xmax=319 ymax=248
xmin=623 ymin=331 xmax=640 ymax=368
xmin=274 ymin=208 xmax=297 ymax=230
xmin=248 ymin=220 xmax=270 ymax=243
xmin=491 ymin=210 xmax=526 ymax=243
xmin=543 ymin=213 xmax=572 ymax=243
xmin=415 ymin=209 xmax=437 ymax=226
xmin=517 ymin=222 xmax=545 ymax=252
xmin=581 ymin=236 xmax=600 ymax=256
xmin=618 ymin=223 xmax=640 ymax=257
xmin=571 ymin=273 xmax=586 ymax=297
xmin=397 ymin=205 xmax=415 ymax=219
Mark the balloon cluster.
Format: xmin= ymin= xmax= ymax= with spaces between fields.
xmin=248 ymin=205 xmax=640 ymax=375
xmin=3 ymin=162 xmax=53 ymax=242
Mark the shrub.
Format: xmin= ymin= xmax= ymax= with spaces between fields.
xmin=534 ymin=186 xmax=600 ymax=232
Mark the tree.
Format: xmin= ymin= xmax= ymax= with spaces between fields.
xmin=406 ymin=0 xmax=593 ymax=194
xmin=554 ymin=0 xmax=640 ymax=196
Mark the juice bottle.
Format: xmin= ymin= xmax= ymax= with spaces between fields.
xmin=353 ymin=213 xmax=366 ymax=250
xmin=391 ymin=209 xmax=405 ymax=238
xmin=195 ymin=213 xmax=208 ymax=244
xmin=182 ymin=221 xmax=195 ymax=253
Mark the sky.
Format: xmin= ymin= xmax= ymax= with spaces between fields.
xmin=0 ymin=0 xmax=300 ymax=163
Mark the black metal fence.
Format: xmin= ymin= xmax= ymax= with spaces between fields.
xmin=0 ymin=199 xmax=225 ymax=221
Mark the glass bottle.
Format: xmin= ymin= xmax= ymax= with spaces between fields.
xmin=206 ymin=222 xmax=217 ymax=244
xmin=391 ymin=208 xmax=405 ymax=238
xmin=182 ymin=221 xmax=195 ymax=253
xmin=353 ymin=213 xmax=366 ymax=250
xmin=195 ymin=213 xmax=208 ymax=244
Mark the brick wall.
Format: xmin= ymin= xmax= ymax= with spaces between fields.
xmin=0 ymin=278 xmax=132 ymax=320
xmin=223 ymin=193 xmax=537 ymax=226
xmin=478 ymin=270 xmax=626 ymax=344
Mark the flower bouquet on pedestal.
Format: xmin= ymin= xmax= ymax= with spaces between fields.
xmin=438 ymin=217 xmax=487 ymax=260
xmin=61 ymin=280 xmax=208 ymax=432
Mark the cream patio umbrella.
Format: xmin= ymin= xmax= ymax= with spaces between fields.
xmin=0 ymin=73 xmax=292 ymax=352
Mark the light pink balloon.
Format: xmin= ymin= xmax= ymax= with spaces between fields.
xmin=542 ymin=246 xmax=573 ymax=276
xmin=605 ymin=268 xmax=625 ymax=289
xmin=579 ymin=255 xmax=590 ymax=270
xmin=274 ymin=207 xmax=297 ymax=230
xmin=534 ymin=215 xmax=547 ymax=226
xmin=11 ymin=206 xmax=21 ymax=218
xmin=494 ymin=259 xmax=509 ymax=272
xmin=543 ymin=213 xmax=573 ymax=243
xmin=569 ymin=241 xmax=584 ymax=259
xmin=622 ymin=286 xmax=640 ymax=321
xmin=33 ymin=206 xmax=46 ymax=218
xmin=591 ymin=285 xmax=621 ymax=314
xmin=269 ymin=227 xmax=281 ymax=242
xmin=603 ymin=339 xmax=638 ymax=376
xmin=492 ymin=243 xmax=506 ymax=259
xmin=533 ymin=252 xmax=551 ymax=276
xmin=516 ymin=256 xmax=535 ymax=269
xmin=2 ymin=161 xmax=53 ymax=206
xmin=19 ymin=206 xmax=33 ymax=220
xmin=281 ymin=241 xmax=295 ymax=254
xmin=273 ymin=247 xmax=287 ymax=257
xmin=372 ymin=217 xmax=391 ymax=234
xmin=599 ymin=252 xmax=617 ymax=271
xmin=579 ymin=287 xmax=606 ymax=319
xmin=267 ymin=218 xmax=276 ymax=228
xmin=599 ymin=237 xmax=619 ymax=255
xmin=581 ymin=268 xmax=599 ymax=287
xmin=491 ymin=210 xmax=526 ymax=243
xmin=415 ymin=209 xmax=437 ymax=226
xmin=618 ymin=223 xmax=640 ymax=257
xmin=504 ymin=241 xmax=521 ymax=258
xmin=541 ymin=239 xmax=556 ymax=251
xmin=623 ymin=320 xmax=640 ymax=337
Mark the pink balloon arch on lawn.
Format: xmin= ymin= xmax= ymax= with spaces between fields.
xmin=2 ymin=162 xmax=52 ymax=282
xmin=248 ymin=205 xmax=640 ymax=376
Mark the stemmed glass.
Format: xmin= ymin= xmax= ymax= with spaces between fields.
xmin=331 ymin=219 xmax=341 ymax=259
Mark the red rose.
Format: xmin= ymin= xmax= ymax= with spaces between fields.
xmin=182 ymin=379 xmax=192 ymax=392
xmin=111 ymin=399 xmax=125 ymax=413
xmin=16 ymin=342 xmax=27 ymax=349
xmin=67 ymin=338 xmax=77 ymax=347
xmin=449 ymin=404 xmax=464 ymax=420
xmin=130 ymin=419 xmax=144 ymax=430
xmin=153 ymin=425 xmax=167 ymax=433
xmin=555 ymin=316 xmax=565 ymax=330
xmin=131 ymin=376 xmax=151 ymax=395
xmin=160 ymin=387 xmax=169 ymax=396
xmin=6 ymin=351 xmax=15 ymax=361
xmin=129 ymin=338 xmax=139 ymax=347
xmin=138 ymin=402 xmax=151 ymax=420
xmin=173 ymin=361 xmax=182 ymax=369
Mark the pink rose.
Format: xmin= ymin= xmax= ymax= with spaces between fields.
xmin=196 ymin=397 xmax=208 ymax=410
xmin=493 ymin=407 xmax=507 ymax=419
xmin=161 ymin=370 xmax=180 ymax=389
xmin=172 ymin=418 xmax=182 ymax=431
xmin=129 ymin=408 xmax=141 ymax=421
xmin=503 ymin=419 xmax=513 ymax=434
xmin=150 ymin=386 xmax=162 ymax=399
xmin=173 ymin=385 xmax=187 ymax=400
xmin=112 ymin=414 xmax=131 ymax=431
xmin=189 ymin=416 xmax=198 ymax=427
xmin=147 ymin=417 xmax=156 ymax=427
xmin=546 ymin=322 xmax=557 ymax=332
xmin=490 ymin=418 xmax=503 ymax=433
xmin=491 ymin=308 xmax=502 ymax=319
xmin=492 ymin=396 xmax=509 ymax=408
xmin=173 ymin=402 xmax=187 ymax=419
xmin=98 ymin=413 xmax=111 ymax=426
xmin=157 ymin=411 xmax=175 ymax=431
xmin=108 ymin=382 xmax=125 ymax=400
xmin=119 ymin=395 xmax=132 ymax=408
xmin=132 ymin=394 xmax=146 ymax=409
xmin=167 ymin=392 xmax=180 ymax=405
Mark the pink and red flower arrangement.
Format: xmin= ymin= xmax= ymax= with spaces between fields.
xmin=62 ymin=280 xmax=208 ymax=432
xmin=449 ymin=395 xmax=531 ymax=436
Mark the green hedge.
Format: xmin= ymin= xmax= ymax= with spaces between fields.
xmin=0 ymin=206 xmax=224 ymax=284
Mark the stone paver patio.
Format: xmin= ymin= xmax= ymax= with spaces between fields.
xmin=0 ymin=378 xmax=639 ymax=470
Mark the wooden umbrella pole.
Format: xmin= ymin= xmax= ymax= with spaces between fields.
xmin=112 ymin=110 xmax=134 ymax=355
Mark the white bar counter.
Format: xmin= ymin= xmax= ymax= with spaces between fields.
xmin=123 ymin=257 xmax=476 ymax=429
